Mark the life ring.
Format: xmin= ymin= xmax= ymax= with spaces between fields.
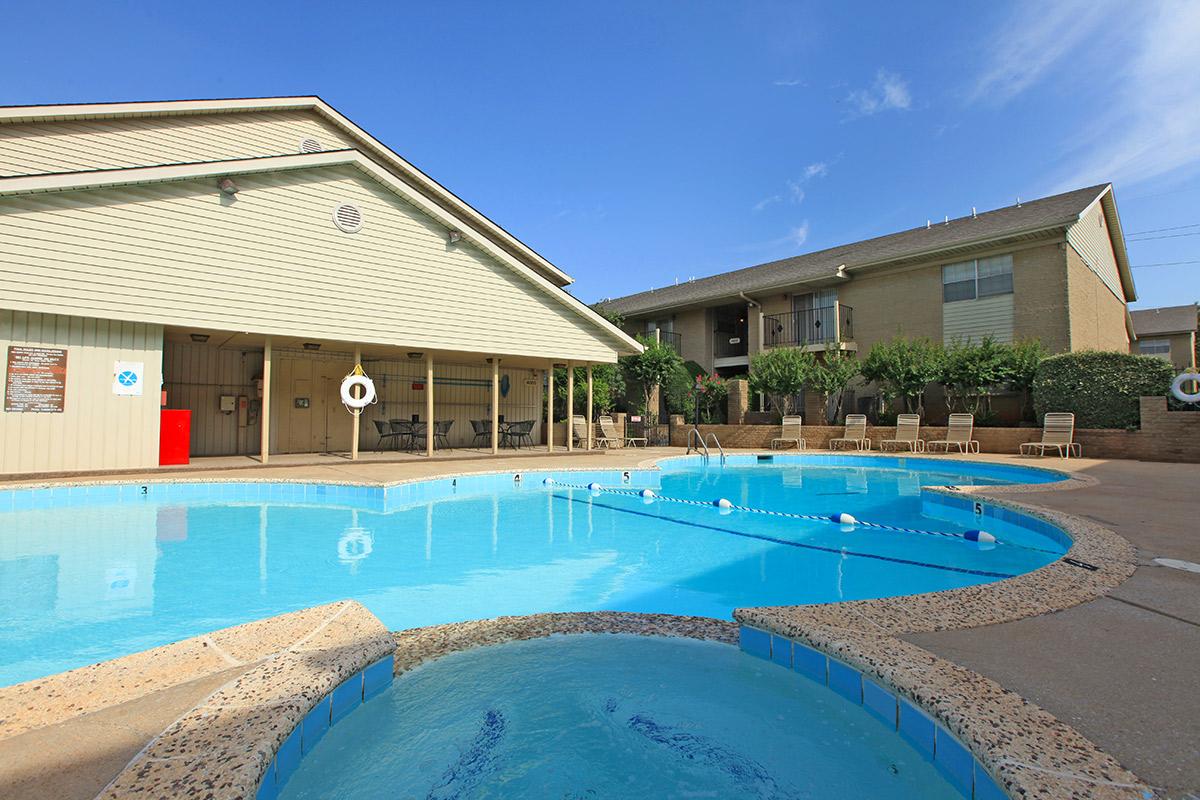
xmin=1172 ymin=372 xmax=1200 ymax=403
xmin=340 ymin=373 xmax=376 ymax=409
xmin=337 ymin=527 xmax=373 ymax=563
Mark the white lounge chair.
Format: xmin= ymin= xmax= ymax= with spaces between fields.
xmin=599 ymin=415 xmax=646 ymax=448
xmin=880 ymin=414 xmax=924 ymax=452
xmin=927 ymin=413 xmax=979 ymax=454
xmin=1020 ymin=412 xmax=1080 ymax=459
xmin=771 ymin=415 xmax=806 ymax=450
xmin=829 ymin=414 xmax=871 ymax=451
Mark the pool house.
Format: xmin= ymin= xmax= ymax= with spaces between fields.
xmin=0 ymin=97 xmax=641 ymax=476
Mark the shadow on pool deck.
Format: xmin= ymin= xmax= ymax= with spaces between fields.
xmin=905 ymin=459 xmax=1200 ymax=798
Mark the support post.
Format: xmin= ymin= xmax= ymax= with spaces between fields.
xmin=351 ymin=346 xmax=361 ymax=460
xmin=260 ymin=338 xmax=271 ymax=464
xmin=491 ymin=358 xmax=500 ymax=455
xmin=566 ymin=361 xmax=574 ymax=452
xmin=586 ymin=364 xmax=594 ymax=450
xmin=546 ymin=366 xmax=554 ymax=453
xmin=426 ymin=355 xmax=435 ymax=457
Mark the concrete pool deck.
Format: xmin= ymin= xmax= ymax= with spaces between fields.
xmin=0 ymin=449 xmax=1195 ymax=798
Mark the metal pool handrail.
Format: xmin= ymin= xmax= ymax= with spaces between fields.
xmin=687 ymin=427 xmax=709 ymax=459
xmin=705 ymin=432 xmax=726 ymax=464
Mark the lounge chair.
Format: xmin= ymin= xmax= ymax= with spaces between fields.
xmin=829 ymin=414 xmax=871 ymax=451
xmin=927 ymin=413 xmax=979 ymax=454
xmin=1020 ymin=412 xmax=1080 ymax=459
xmin=880 ymin=414 xmax=924 ymax=452
xmin=600 ymin=415 xmax=646 ymax=447
xmin=571 ymin=415 xmax=593 ymax=448
xmin=771 ymin=415 xmax=806 ymax=450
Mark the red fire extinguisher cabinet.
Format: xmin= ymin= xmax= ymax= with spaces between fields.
xmin=159 ymin=409 xmax=192 ymax=466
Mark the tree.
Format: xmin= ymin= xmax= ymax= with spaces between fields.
xmin=1004 ymin=339 xmax=1047 ymax=422
xmin=554 ymin=363 xmax=624 ymax=419
xmin=748 ymin=347 xmax=815 ymax=416
xmin=619 ymin=335 xmax=684 ymax=420
xmin=859 ymin=337 xmax=943 ymax=415
xmin=692 ymin=371 xmax=728 ymax=424
xmin=806 ymin=350 xmax=861 ymax=423
xmin=938 ymin=337 xmax=1011 ymax=416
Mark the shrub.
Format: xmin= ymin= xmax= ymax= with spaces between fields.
xmin=619 ymin=335 xmax=684 ymax=419
xmin=749 ymin=347 xmax=815 ymax=415
xmin=859 ymin=337 xmax=943 ymax=414
xmin=938 ymin=336 xmax=1011 ymax=416
xmin=554 ymin=363 xmax=623 ymax=418
xmin=692 ymin=372 xmax=728 ymax=424
xmin=1032 ymin=351 xmax=1174 ymax=429
xmin=806 ymin=350 xmax=861 ymax=423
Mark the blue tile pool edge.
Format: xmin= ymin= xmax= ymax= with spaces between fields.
xmin=255 ymin=654 xmax=394 ymax=800
xmin=739 ymin=625 xmax=1010 ymax=800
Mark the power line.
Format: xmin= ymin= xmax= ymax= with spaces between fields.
xmin=1125 ymin=222 xmax=1200 ymax=236
xmin=1127 ymin=231 xmax=1200 ymax=242
xmin=1131 ymin=259 xmax=1200 ymax=269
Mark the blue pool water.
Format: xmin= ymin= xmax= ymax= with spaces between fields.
xmin=279 ymin=634 xmax=963 ymax=800
xmin=0 ymin=456 xmax=1067 ymax=686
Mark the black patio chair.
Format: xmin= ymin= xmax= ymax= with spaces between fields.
xmin=389 ymin=420 xmax=413 ymax=451
xmin=372 ymin=419 xmax=399 ymax=450
xmin=470 ymin=419 xmax=490 ymax=448
xmin=510 ymin=420 xmax=535 ymax=449
xmin=434 ymin=420 xmax=454 ymax=450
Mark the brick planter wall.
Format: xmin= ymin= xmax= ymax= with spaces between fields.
xmin=671 ymin=397 xmax=1200 ymax=463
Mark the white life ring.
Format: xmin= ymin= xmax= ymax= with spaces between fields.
xmin=340 ymin=373 xmax=376 ymax=409
xmin=1171 ymin=372 xmax=1200 ymax=403
xmin=337 ymin=527 xmax=373 ymax=563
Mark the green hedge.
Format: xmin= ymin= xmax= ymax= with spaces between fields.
xmin=1032 ymin=351 xmax=1174 ymax=429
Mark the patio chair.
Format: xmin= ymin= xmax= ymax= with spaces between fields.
xmin=434 ymin=420 xmax=453 ymax=450
xmin=770 ymin=416 xmax=806 ymax=450
xmin=372 ymin=419 xmax=399 ymax=450
xmin=470 ymin=419 xmax=490 ymax=448
xmin=507 ymin=420 xmax=534 ymax=449
xmin=571 ymin=416 xmax=592 ymax=448
xmin=880 ymin=414 xmax=924 ymax=452
xmin=1020 ymin=412 xmax=1080 ymax=459
xmin=389 ymin=420 xmax=414 ymax=451
xmin=600 ymin=415 xmax=647 ymax=447
xmin=927 ymin=413 xmax=979 ymax=454
xmin=829 ymin=414 xmax=871 ymax=451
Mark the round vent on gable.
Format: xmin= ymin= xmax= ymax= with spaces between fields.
xmin=332 ymin=203 xmax=364 ymax=233
xmin=299 ymin=138 xmax=323 ymax=154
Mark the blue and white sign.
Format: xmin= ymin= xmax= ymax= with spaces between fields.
xmin=112 ymin=361 xmax=144 ymax=396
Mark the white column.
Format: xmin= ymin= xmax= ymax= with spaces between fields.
xmin=351 ymin=346 xmax=361 ymax=460
xmin=546 ymin=366 xmax=554 ymax=453
xmin=586 ymin=364 xmax=594 ymax=450
xmin=260 ymin=338 xmax=271 ymax=464
xmin=565 ymin=361 xmax=574 ymax=452
xmin=426 ymin=355 xmax=435 ymax=457
xmin=491 ymin=358 xmax=500 ymax=455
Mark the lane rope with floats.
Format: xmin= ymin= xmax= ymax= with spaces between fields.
xmin=544 ymin=479 xmax=1018 ymax=548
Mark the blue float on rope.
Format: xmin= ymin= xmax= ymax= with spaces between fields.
xmin=587 ymin=482 xmax=602 ymax=491
xmin=830 ymin=512 xmax=858 ymax=525
xmin=964 ymin=529 xmax=996 ymax=543
xmin=714 ymin=498 xmax=733 ymax=509
xmin=543 ymin=477 xmax=556 ymax=485
xmin=640 ymin=488 xmax=656 ymax=499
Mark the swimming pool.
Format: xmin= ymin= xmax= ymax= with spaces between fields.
xmin=0 ymin=455 xmax=1067 ymax=686
xmin=276 ymin=634 xmax=966 ymax=799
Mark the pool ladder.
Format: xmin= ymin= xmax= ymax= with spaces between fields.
xmin=687 ymin=428 xmax=726 ymax=464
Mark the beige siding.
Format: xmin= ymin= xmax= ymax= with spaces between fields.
xmin=1066 ymin=247 xmax=1130 ymax=351
xmin=942 ymin=294 xmax=1014 ymax=344
xmin=0 ymin=310 xmax=162 ymax=475
xmin=1066 ymin=203 xmax=1123 ymax=301
xmin=162 ymin=340 xmax=263 ymax=457
xmin=1011 ymin=242 xmax=1070 ymax=351
xmin=838 ymin=263 xmax=943 ymax=353
xmin=0 ymin=164 xmax=619 ymax=362
xmin=0 ymin=110 xmax=357 ymax=176
xmin=673 ymin=308 xmax=712 ymax=370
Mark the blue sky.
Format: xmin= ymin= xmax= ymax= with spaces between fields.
xmin=3 ymin=1 xmax=1198 ymax=309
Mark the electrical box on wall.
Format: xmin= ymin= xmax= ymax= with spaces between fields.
xmin=219 ymin=395 xmax=236 ymax=413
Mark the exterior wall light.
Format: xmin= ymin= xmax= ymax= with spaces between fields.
xmin=407 ymin=352 xmax=424 ymax=360
xmin=303 ymin=342 xmax=321 ymax=351
xmin=448 ymin=230 xmax=463 ymax=244
xmin=218 ymin=178 xmax=239 ymax=195
xmin=190 ymin=333 xmax=210 ymax=343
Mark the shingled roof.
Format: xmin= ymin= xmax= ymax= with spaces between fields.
xmin=1130 ymin=304 xmax=1198 ymax=336
xmin=599 ymin=184 xmax=1116 ymax=316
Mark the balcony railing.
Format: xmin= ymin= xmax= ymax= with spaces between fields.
xmin=714 ymin=333 xmax=749 ymax=358
xmin=763 ymin=304 xmax=853 ymax=348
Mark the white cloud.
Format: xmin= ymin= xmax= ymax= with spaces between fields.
xmin=733 ymin=220 xmax=811 ymax=253
xmin=753 ymin=162 xmax=829 ymax=212
xmin=773 ymin=78 xmax=805 ymax=87
xmin=786 ymin=221 xmax=810 ymax=248
xmin=804 ymin=162 xmax=828 ymax=180
xmin=967 ymin=0 xmax=1115 ymax=106
xmin=752 ymin=194 xmax=783 ymax=212
xmin=844 ymin=70 xmax=911 ymax=118
xmin=786 ymin=180 xmax=806 ymax=204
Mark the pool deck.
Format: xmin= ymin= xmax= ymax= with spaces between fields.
xmin=0 ymin=448 xmax=1196 ymax=798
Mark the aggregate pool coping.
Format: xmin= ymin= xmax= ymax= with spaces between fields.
xmin=0 ymin=450 xmax=1153 ymax=798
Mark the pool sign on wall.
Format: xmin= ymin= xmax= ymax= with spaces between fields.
xmin=4 ymin=346 xmax=67 ymax=412
xmin=112 ymin=361 xmax=145 ymax=396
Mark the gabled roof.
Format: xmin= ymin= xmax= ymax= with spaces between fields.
xmin=0 ymin=96 xmax=572 ymax=287
xmin=600 ymin=184 xmax=1133 ymax=316
xmin=1130 ymin=304 xmax=1198 ymax=337
xmin=0 ymin=150 xmax=642 ymax=356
